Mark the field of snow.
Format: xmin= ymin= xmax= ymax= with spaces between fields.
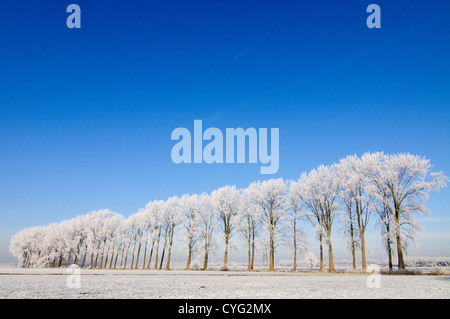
xmin=0 ymin=267 xmax=449 ymax=299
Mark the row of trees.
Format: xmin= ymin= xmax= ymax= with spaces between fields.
xmin=10 ymin=152 xmax=447 ymax=271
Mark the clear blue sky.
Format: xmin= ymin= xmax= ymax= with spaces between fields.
xmin=0 ymin=0 xmax=449 ymax=263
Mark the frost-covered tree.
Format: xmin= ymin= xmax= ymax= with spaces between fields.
xmin=198 ymin=193 xmax=217 ymax=270
xmin=293 ymin=165 xmax=341 ymax=272
xmin=84 ymin=209 xmax=121 ymax=268
xmin=70 ymin=215 xmax=89 ymax=267
xmin=338 ymin=153 xmax=379 ymax=270
xmin=304 ymin=251 xmax=318 ymax=269
xmin=371 ymin=153 xmax=448 ymax=269
xmin=136 ymin=203 xmax=154 ymax=269
xmin=150 ymin=200 xmax=168 ymax=269
xmin=120 ymin=217 xmax=134 ymax=269
xmin=339 ymin=194 xmax=359 ymax=270
xmin=180 ymin=194 xmax=202 ymax=270
xmin=287 ymin=181 xmax=308 ymax=271
xmin=211 ymin=185 xmax=240 ymax=269
xmin=112 ymin=219 xmax=128 ymax=269
xmin=158 ymin=202 xmax=175 ymax=270
xmin=9 ymin=151 xmax=448 ymax=273
xmin=9 ymin=209 xmax=124 ymax=269
xmin=376 ymin=203 xmax=394 ymax=270
xmin=239 ymin=188 xmax=262 ymax=271
xmin=248 ymin=178 xmax=289 ymax=271
xmin=165 ymin=196 xmax=182 ymax=270
xmin=10 ymin=226 xmax=46 ymax=267
xmin=97 ymin=213 xmax=123 ymax=269
xmin=127 ymin=213 xmax=141 ymax=269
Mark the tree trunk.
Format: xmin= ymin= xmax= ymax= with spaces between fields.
xmin=57 ymin=250 xmax=63 ymax=267
xmin=224 ymin=233 xmax=229 ymax=269
xmin=123 ymin=242 xmax=131 ymax=269
xmin=396 ymin=231 xmax=405 ymax=269
xmin=21 ymin=252 xmax=28 ymax=268
xmin=269 ymin=235 xmax=275 ymax=271
xmin=293 ymin=224 xmax=297 ymax=272
xmin=99 ymin=240 xmax=106 ymax=269
xmin=165 ymin=226 xmax=175 ymax=270
xmin=113 ymin=252 xmax=118 ymax=269
xmin=394 ymin=210 xmax=405 ymax=269
xmin=73 ymin=239 xmax=82 ymax=266
xmin=89 ymin=252 xmax=94 ymax=268
xmin=186 ymin=242 xmax=192 ymax=270
xmin=247 ymin=237 xmax=251 ymax=271
xmin=103 ymin=253 xmax=109 ymax=269
xmin=319 ymin=235 xmax=324 ymax=271
xmin=349 ymin=211 xmax=357 ymax=270
xmin=130 ymin=240 xmax=136 ymax=269
xmin=356 ymin=200 xmax=367 ymax=271
xmin=328 ymin=240 xmax=335 ymax=272
xmin=360 ymin=230 xmax=367 ymax=271
xmin=108 ymin=244 xmax=115 ymax=269
xmin=142 ymin=238 xmax=148 ymax=270
xmin=386 ymin=218 xmax=393 ymax=271
xmin=251 ymin=233 xmax=255 ymax=271
xmin=387 ymin=237 xmax=393 ymax=271
xmin=159 ymin=246 xmax=166 ymax=270
xmin=119 ymin=243 xmax=126 ymax=268
xmin=154 ymin=231 xmax=161 ymax=269
xmin=135 ymin=238 xmax=142 ymax=269
xmin=147 ymin=240 xmax=155 ymax=269
xmin=65 ymin=249 xmax=72 ymax=267
xmin=203 ymin=250 xmax=208 ymax=270
xmin=94 ymin=253 xmax=99 ymax=268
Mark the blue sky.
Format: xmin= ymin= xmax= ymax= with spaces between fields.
xmin=0 ymin=0 xmax=449 ymax=263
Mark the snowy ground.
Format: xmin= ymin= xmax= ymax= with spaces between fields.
xmin=0 ymin=267 xmax=449 ymax=299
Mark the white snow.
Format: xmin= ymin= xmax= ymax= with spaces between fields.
xmin=0 ymin=267 xmax=449 ymax=299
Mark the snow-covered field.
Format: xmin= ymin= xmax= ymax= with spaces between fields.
xmin=1 ymin=267 xmax=449 ymax=299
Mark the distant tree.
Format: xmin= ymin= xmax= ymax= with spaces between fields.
xmin=304 ymin=251 xmax=318 ymax=269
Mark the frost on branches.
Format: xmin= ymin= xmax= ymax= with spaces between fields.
xmin=10 ymin=152 xmax=447 ymax=271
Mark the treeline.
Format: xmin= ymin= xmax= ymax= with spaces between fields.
xmin=9 ymin=152 xmax=447 ymax=271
